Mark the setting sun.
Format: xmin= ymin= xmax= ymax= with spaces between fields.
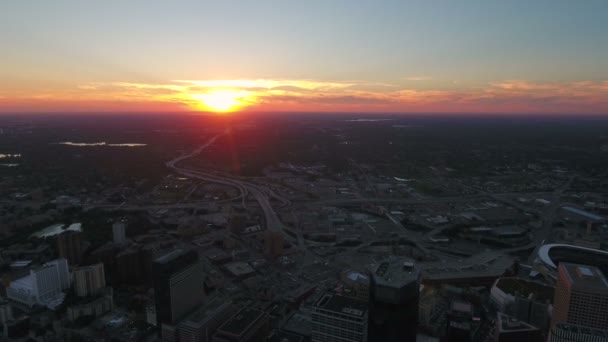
xmin=190 ymin=90 xmax=250 ymax=113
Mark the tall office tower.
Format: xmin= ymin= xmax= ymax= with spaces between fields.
xmin=548 ymin=322 xmax=608 ymax=342
xmin=311 ymin=292 xmax=368 ymax=342
xmin=112 ymin=222 xmax=127 ymax=244
xmin=368 ymin=259 xmax=421 ymax=342
xmin=152 ymin=248 xmax=205 ymax=335
xmin=551 ymin=263 xmax=608 ymax=330
xmin=6 ymin=258 xmax=70 ymax=309
xmin=57 ymin=230 xmax=83 ymax=265
xmin=178 ymin=298 xmax=238 ymax=342
xmin=72 ymin=263 xmax=106 ymax=297
xmin=211 ymin=308 xmax=269 ymax=342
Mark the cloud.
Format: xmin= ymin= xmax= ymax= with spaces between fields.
xmin=172 ymin=79 xmax=357 ymax=91
xmin=2 ymin=78 xmax=607 ymax=114
xmin=489 ymin=80 xmax=557 ymax=91
xmin=403 ymin=76 xmax=432 ymax=81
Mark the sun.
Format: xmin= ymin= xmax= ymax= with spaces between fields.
xmin=190 ymin=90 xmax=249 ymax=113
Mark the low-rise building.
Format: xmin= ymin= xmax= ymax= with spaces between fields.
xmin=66 ymin=288 xmax=113 ymax=322
xmin=177 ymin=298 xmax=238 ymax=342
xmin=224 ymin=262 xmax=256 ymax=280
xmin=494 ymin=313 xmax=542 ymax=342
xmin=266 ymin=330 xmax=304 ymax=342
xmin=212 ymin=308 xmax=269 ymax=342
xmin=490 ymin=278 xmax=553 ymax=330
xmin=340 ymin=270 xmax=369 ymax=301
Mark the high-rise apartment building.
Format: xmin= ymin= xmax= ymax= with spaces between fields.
xmin=311 ymin=292 xmax=368 ymax=342
xmin=72 ymin=263 xmax=106 ymax=297
xmin=57 ymin=230 xmax=83 ymax=265
xmin=551 ymin=263 xmax=608 ymax=330
xmin=368 ymin=259 xmax=420 ymax=342
xmin=6 ymin=258 xmax=70 ymax=309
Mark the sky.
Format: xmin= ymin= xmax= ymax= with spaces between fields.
xmin=1 ymin=0 xmax=608 ymax=114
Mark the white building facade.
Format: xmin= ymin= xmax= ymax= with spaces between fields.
xmin=6 ymin=258 xmax=70 ymax=309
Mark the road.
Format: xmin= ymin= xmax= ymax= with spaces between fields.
xmin=525 ymin=175 xmax=575 ymax=264
xmin=312 ymin=194 xmax=487 ymax=207
xmin=165 ymin=131 xmax=306 ymax=251
xmin=85 ymin=131 xmax=577 ymax=270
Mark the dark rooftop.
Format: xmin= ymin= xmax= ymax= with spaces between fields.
xmin=153 ymin=247 xmax=193 ymax=264
xmin=496 ymin=313 xmax=539 ymax=333
xmin=494 ymin=277 xmax=554 ymax=302
xmin=217 ymin=308 xmax=266 ymax=337
xmin=313 ymin=293 xmax=368 ymax=317
xmin=180 ymin=297 xmax=232 ymax=327
xmin=561 ymin=263 xmax=608 ymax=289
xmin=552 ymin=322 xmax=608 ymax=338
xmin=371 ymin=258 xmax=419 ymax=288
xmin=266 ymin=330 xmax=305 ymax=342
xmin=450 ymin=300 xmax=472 ymax=314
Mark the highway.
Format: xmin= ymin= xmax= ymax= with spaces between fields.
xmin=84 ymin=131 xmax=576 ymax=270
xmin=525 ymin=175 xmax=575 ymax=264
xmin=311 ymin=194 xmax=487 ymax=207
xmin=164 ymin=131 xmax=304 ymax=249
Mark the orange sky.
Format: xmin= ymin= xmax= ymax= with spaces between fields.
xmin=2 ymin=79 xmax=608 ymax=114
xmin=2 ymin=2 xmax=608 ymax=114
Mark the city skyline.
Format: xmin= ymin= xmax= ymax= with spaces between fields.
xmin=1 ymin=1 xmax=608 ymax=114
xmin=2 ymin=3 xmax=608 ymax=340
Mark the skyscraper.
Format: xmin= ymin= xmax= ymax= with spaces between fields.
xmin=152 ymin=248 xmax=205 ymax=336
xmin=551 ymin=263 xmax=608 ymax=330
xmin=57 ymin=230 xmax=82 ymax=265
xmin=72 ymin=263 xmax=106 ymax=297
xmin=368 ymin=259 xmax=421 ymax=342
xmin=311 ymin=292 xmax=368 ymax=342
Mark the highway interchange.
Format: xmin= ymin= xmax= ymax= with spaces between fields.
xmin=87 ymin=131 xmax=575 ymax=268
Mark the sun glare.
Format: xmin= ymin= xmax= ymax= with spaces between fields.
xmin=190 ymin=90 xmax=249 ymax=113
